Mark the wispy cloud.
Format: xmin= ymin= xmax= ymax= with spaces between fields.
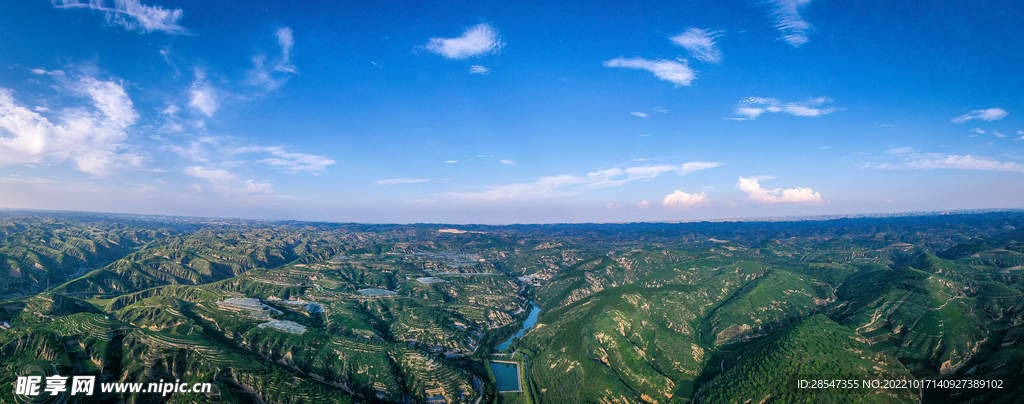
xmin=678 ymin=161 xmax=724 ymax=174
xmin=662 ymin=190 xmax=707 ymax=209
xmin=972 ymin=128 xmax=985 ymax=134
xmin=165 ymin=136 xmax=219 ymax=162
xmin=275 ymin=28 xmax=296 ymax=73
xmin=731 ymin=96 xmax=839 ymax=120
xmin=669 ymin=28 xmax=724 ymax=64
xmin=247 ymin=27 xmax=299 ymax=91
xmin=189 ymin=85 xmax=217 ymax=117
xmin=424 ymin=24 xmax=504 ymax=59
xmin=737 ymin=177 xmax=822 ymax=203
xmin=604 ymin=57 xmax=696 ymax=87
xmin=637 ymin=200 xmax=650 ymax=209
xmin=188 ymin=70 xmax=218 ymax=117
xmin=52 ymin=0 xmax=190 ymax=34
xmin=163 ymin=138 xmax=334 ymax=174
xmin=756 ymin=0 xmax=815 ymax=47
xmin=30 ymin=68 xmax=64 ymax=77
xmin=866 ymin=153 xmax=1024 ymax=172
xmin=185 ymin=166 xmax=272 ymax=196
xmin=630 ymin=112 xmax=649 ymax=118
xmin=446 ymin=162 xmax=721 ymax=202
xmin=1016 ymin=131 xmax=1024 ymax=141
xmin=377 ymin=178 xmax=430 ymax=185
xmin=218 ymin=145 xmax=331 ymax=173
xmin=253 ymin=150 xmax=333 ymax=173
xmin=951 ymin=108 xmax=1009 ymax=123
xmin=469 ymin=65 xmax=490 ymax=74
xmin=0 ymin=73 xmax=142 ymax=176
xmin=886 ymin=147 xmax=914 ymax=154
xmin=444 ymin=160 xmax=459 ymax=164
xmin=500 ymin=159 xmax=517 ymax=166
xmin=993 ymin=130 xmax=1006 ymax=138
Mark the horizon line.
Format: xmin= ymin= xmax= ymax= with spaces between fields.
xmin=2 ymin=206 xmax=1023 ymax=227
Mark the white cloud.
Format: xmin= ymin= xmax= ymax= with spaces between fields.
xmin=188 ymin=74 xmax=218 ymax=117
xmin=500 ymin=159 xmax=517 ymax=166
xmin=732 ymin=96 xmax=839 ymax=119
xmin=1016 ymin=131 xmax=1024 ymax=140
xmin=255 ymin=151 xmax=333 ymax=173
xmin=30 ymin=68 xmax=65 ymax=76
xmin=631 ymin=112 xmax=649 ymax=118
xmin=275 ymin=27 xmax=296 ymax=73
xmin=951 ymin=108 xmax=1009 ymax=123
xmin=444 ymin=160 xmax=459 ymax=163
xmin=994 ymin=130 xmax=1005 ymax=138
xmin=185 ymin=166 xmax=272 ymax=196
xmin=586 ymin=162 xmax=722 ymax=188
xmin=74 ymin=76 xmax=138 ymax=127
xmin=424 ymin=24 xmax=504 ymax=59
xmin=662 ymin=190 xmax=707 ymax=209
xmin=52 ymin=0 xmax=190 ymax=34
xmin=469 ymin=65 xmax=490 ymax=74
xmin=637 ymin=200 xmax=650 ymax=209
xmin=680 ymin=161 xmax=724 ymax=175
xmin=604 ymin=57 xmax=696 ymax=87
xmin=733 ymin=107 xmax=765 ymax=120
xmin=736 ymin=177 xmax=822 ymax=203
xmin=245 ymin=56 xmax=277 ymax=91
xmin=377 ymin=178 xmax=430 ymax=185
xmin=446 ymin=175 xmax=581 ymax=201
xmin=247 ymin=27 xmax=298 ymax=91
xmin=0 ymin=74 xmax=141 ymax=176
xmin=228 ymin=145 xmax=334 ymax=173
xmin=669 ymin=28 xmax=724 ymax=63
xmin=165 ymin=136 xmax=218 ymax=162
xmin=972 ymin=128 xmax=985 ymax=134
xmin=867 ymin=154 xmax=1024 ymax=172
xmin=760 ymin=0 xmax=815 ymax=47
xmin=445 ymin=162 xmax=721 ymax=202
xmin=163 ymin=138 xmax=334 ymax=175
xmin=886 ymin=147 xmax=914 ymax=154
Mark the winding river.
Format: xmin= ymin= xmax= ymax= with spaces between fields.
xmin=496 ymin=301 xmax=540 ymax=351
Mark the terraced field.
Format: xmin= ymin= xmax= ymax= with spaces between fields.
xmin=4 ymin=212 xmax=1024 ymax=403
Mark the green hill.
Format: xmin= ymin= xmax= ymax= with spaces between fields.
xmin=694 ymin=315 xmax=917 ymax=404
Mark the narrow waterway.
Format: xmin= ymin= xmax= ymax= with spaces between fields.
xmin=496 ymin=301 xmax=540 ymax=351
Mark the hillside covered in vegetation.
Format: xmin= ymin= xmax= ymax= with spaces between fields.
xmin=1 ymin=210 xmax=1022 ymax=403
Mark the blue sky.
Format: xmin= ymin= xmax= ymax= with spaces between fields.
xmin=0 ymin=0 xmax=1022 ymax=224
